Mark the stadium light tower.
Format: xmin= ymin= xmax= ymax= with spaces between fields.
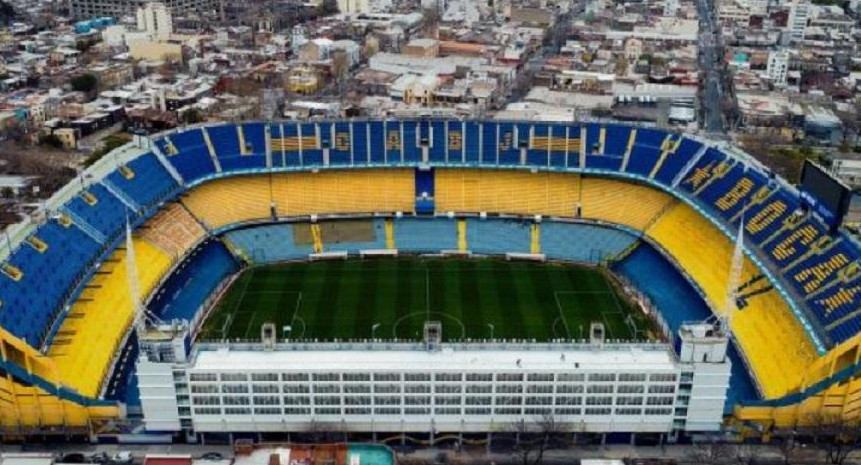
xmin=723 ymin=216 xmax=746 ymax=335
xmin=372 ymin=322 xmax=381 ymax=339
xmin=487 ymin=323 xmax=494 ymax=340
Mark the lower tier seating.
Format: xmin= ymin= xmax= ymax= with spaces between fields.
xmin=434 ymin=169 xmax=579 ymax=216
xmin=580 ymin=177 xmax=676 ymax=231
xmin=646 ymin=203 xmax=817 ymax=398
xmin=139 ymin=202 xmax=207 ymax=259
xmin=47 ymin=238 xmax=173 ymax=397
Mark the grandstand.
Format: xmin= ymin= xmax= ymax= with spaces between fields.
xmin=1 ymin=119 xmax=860 ymax=440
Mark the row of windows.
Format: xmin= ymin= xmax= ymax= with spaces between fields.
xmin=188 ymin=372 xmax=679 ymax=383
xmin=191 ymin=395 xmax=676 ymax=407
xmin=192 ymin=407 xmax=675 ymax=416
xmin=192 ymin=383 xmax=674 ymax=395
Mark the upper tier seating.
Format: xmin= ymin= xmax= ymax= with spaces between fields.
xmin=48 ymin=237 xmax=173 ymax=397
xmin=156 ymin=129 xmax=217 ymax=182
xmin=579 ymin=177 xmax=675 ymax=231
xmin=646 ymin=203 xmax=817 ymax=398
xmin=0 ymin=219 xmax=102 ymax=347
xmin=105 ymin=152 xmax=179 ymax=210
xmin=138 ymin=202 xmax=206 ymax=259
xmin=434 ymin=169 xmax=579 ymax=216
xmin=63 ymin=183 xmax=132 ymax=241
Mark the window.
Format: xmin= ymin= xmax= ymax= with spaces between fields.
xmin=585 ymin=396 xmax=613 ymax=406
xmin=253 ymin=396 xmax=280 ymax=405
xmin=435 ymin=385 xmax=462 ymax=394
xmin=405 ymin=373 xmax=431 ymax=382
xmin=646 ymin=397 xmax=674 ymax=406
xmin=619 ymin=373 xmax=647 ymax=382
xmin=527 ymin=373 xmax=554 ymax=382
xmin=587 ymin=385 xmax=614 ymax=394
xmin=284 ymin=385 xmax=310 ymax=394
xmin=616 ymin=396 xmax=643 ymax=406
xmin=465 ymin=408 xmax=491 ymax=415
xmin=405 ymin=407 xmax=430 ymax=415
xmin=255 ymin=407 xmax=282 ymax=415
xmin=344 ymin=385 xmax=371 ymax=394
xmin=588 ymin=373 xmax=615 ymax=382
xmin=345 ymin=408 xmax=372 ymax=415
xmin=435 ymin=407 xmax=461 ymax=415
xmin=497 ymin=373 xmax=523 ymax=382
xmin=405 ymin=396 xmax=431 ymax=405
xmin=466 ymin=385 xmax=492 ymax=394
xmin=527 ymin=385 xmax=553 ymax=394
xmin=191 ymin=396 xmax=220 ymax=405
xmin=525 ymin=396 xmax=552 ymax=405
xmin=253 ymin=384 xmax=279 ymax=394
xmin=252 ymin=373 xmax=279 ymax=382
xmin=222 ymin=385 xmax=249 ymax=394
xmin=649 ymin=373 xmax=677 ymax=382
xmin=495 ymin=407 xmax=522 ymax=415
xmin=375 ymin=396 xmax=400 ymax=405
xmin=645 ymin=408 xmax=672 ymax=415
xmin=435 ymin=373 xmax=462 ymax=382
xmin=314 ymin=384 xmax=341 ymax=394
xmin=344 ymin=373 xmax=371 ymax=382
xmin=374 ymin=373 xmax=400 ymax=382
xmin=223 ymin=396 xmax=250 ymax=405
xmin=525 ymin=407 xmax=551 ymax=415
xmin=193 ymin=407 xmax=221 ymax=415
xmin=584 ymin=408 xmax=611 ymax=415
xmin=313 ymin=373 xmax=340 ymax=382
xmin=375 ymin=384 xmax=401 ymax=393
xmin=189 ymin=373 xmax=217 ymax=382
xmin=344 ymin=396 xmax=371 ymax=405
xmin=466 ymin=374 xmax=493 ymax=382
xmin=496 ymin=385 xmax=523 ymax=394
xmin=221 ymin=373 xmax=248 ymax=382
xmin=556 ymin=385 xmax=584 ymax=394
xmin=435 ymin=396 xmax=461 ymax=405
xmin=284 ymin=407 xmax=311 ymax=415
xmin=405 ymin=385 xmax=431 ymax=394
xmin=616 ymin=408 xmax=642 ymax=415
xmin=283 ymin=396 xmax=311 ymax=405
xmin=224 ymin=407 xmax=251 ymax=415
xmin=465 ymin=397 xmax=492 ymax=405
xmin=316 ymin=407 xmax=340 ymax=415
xmin=555 ymin=396 xmax=581 ymax=405
xmin=191 ymin=385 xmax=219 ymax=394
xmin=315 ymin=396 xmax=341 ymax=405
xmin=648 ymin=385 xmax=675 ymax=394
xmin=557 ymin=373 xmax=585 ymax=382
xmin=375 ymin=407 xmax=401 ymax=415
xmin=283 ymin=373 xmax=309 ymax=382
xmin=618 ymin=385 xmax=644 ymax=394
xmin=554 ymin=408 xmax=581 ymax=415
xmin=495 ymin=396 xmax=522 ymax=405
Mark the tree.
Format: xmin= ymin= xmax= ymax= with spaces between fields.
xmin=691 ymin=440 xmax=737 ymax=465
xmin=39 ymin=133 xmax=64 ymax=149
xmin=71 ymin=73 xmax=97 ymax=93
xmin=180 ymin=108 xmax=204 ymax=124
xmin=799 ymin=412 xmax=861 ymax=465
xmin=509 ymin=414 xmax=571 ymax=465
xmin=315 ymin=0 xmax=338 ymax=17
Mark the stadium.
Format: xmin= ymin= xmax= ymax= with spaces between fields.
xmin=0 ymin=119 xmax=858 ymax=444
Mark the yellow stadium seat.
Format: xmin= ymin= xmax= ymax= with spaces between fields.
xmin=48 ymin=238 xmax=173 ymax=397
xmin=434 ymin=169 xmax=579 ymax=216
xmin=580 ymin=177 xmax=676 ymax=230
xmin=182 ymin=175 xmax=272 ymax=228
xmin=140 ymin=202 xmax=207 ymax=258
xmin=647 ymin=203 xmax=816 ymax=398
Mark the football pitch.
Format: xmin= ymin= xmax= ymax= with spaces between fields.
xmin=197 ymin=257 xmax=656 ymax=342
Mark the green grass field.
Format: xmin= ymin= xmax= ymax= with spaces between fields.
xmin=197 ymin=257 xmax=656 ymax=342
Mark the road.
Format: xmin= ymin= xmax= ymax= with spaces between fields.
xmin=695 ymin=0 xmax=729 ymax=135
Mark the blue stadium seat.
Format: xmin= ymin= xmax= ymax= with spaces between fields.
xmin=324 ymin=220 xmax=388 ymax=253
xmin=394 ymin=218 xmax=458 ymax=251
xmin=158 ymin=130 xmax=217 ymax=182
xmin=206 ymin=125 xmax=241 ymax=157
xmin=761 ymin=217 xmax=828 ymax=269
xmin=603 ymin=125 xmax=632 ymax=157
xmin=63 ymin=183 xmax=132 ymax=241
xmin=106 ymin=152 xmax=179 ymax=210
xmin=653 ymin=137 xmax=702 ymax=185
xmin=541 ymin=222 xmax=637 ymax=263
xmin=0 ymin=219 xmax=101 ymax=346
xmin=226 ymin=223 xmax=313 ymax=263
xmin=466 ymin=218 xmax=531 ymax=255
xmin=149 ymin=239 xmax=239 ymax=321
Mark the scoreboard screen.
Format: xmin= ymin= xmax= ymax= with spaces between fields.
xmin=799 ymin=160 xmax=851 ymax=230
